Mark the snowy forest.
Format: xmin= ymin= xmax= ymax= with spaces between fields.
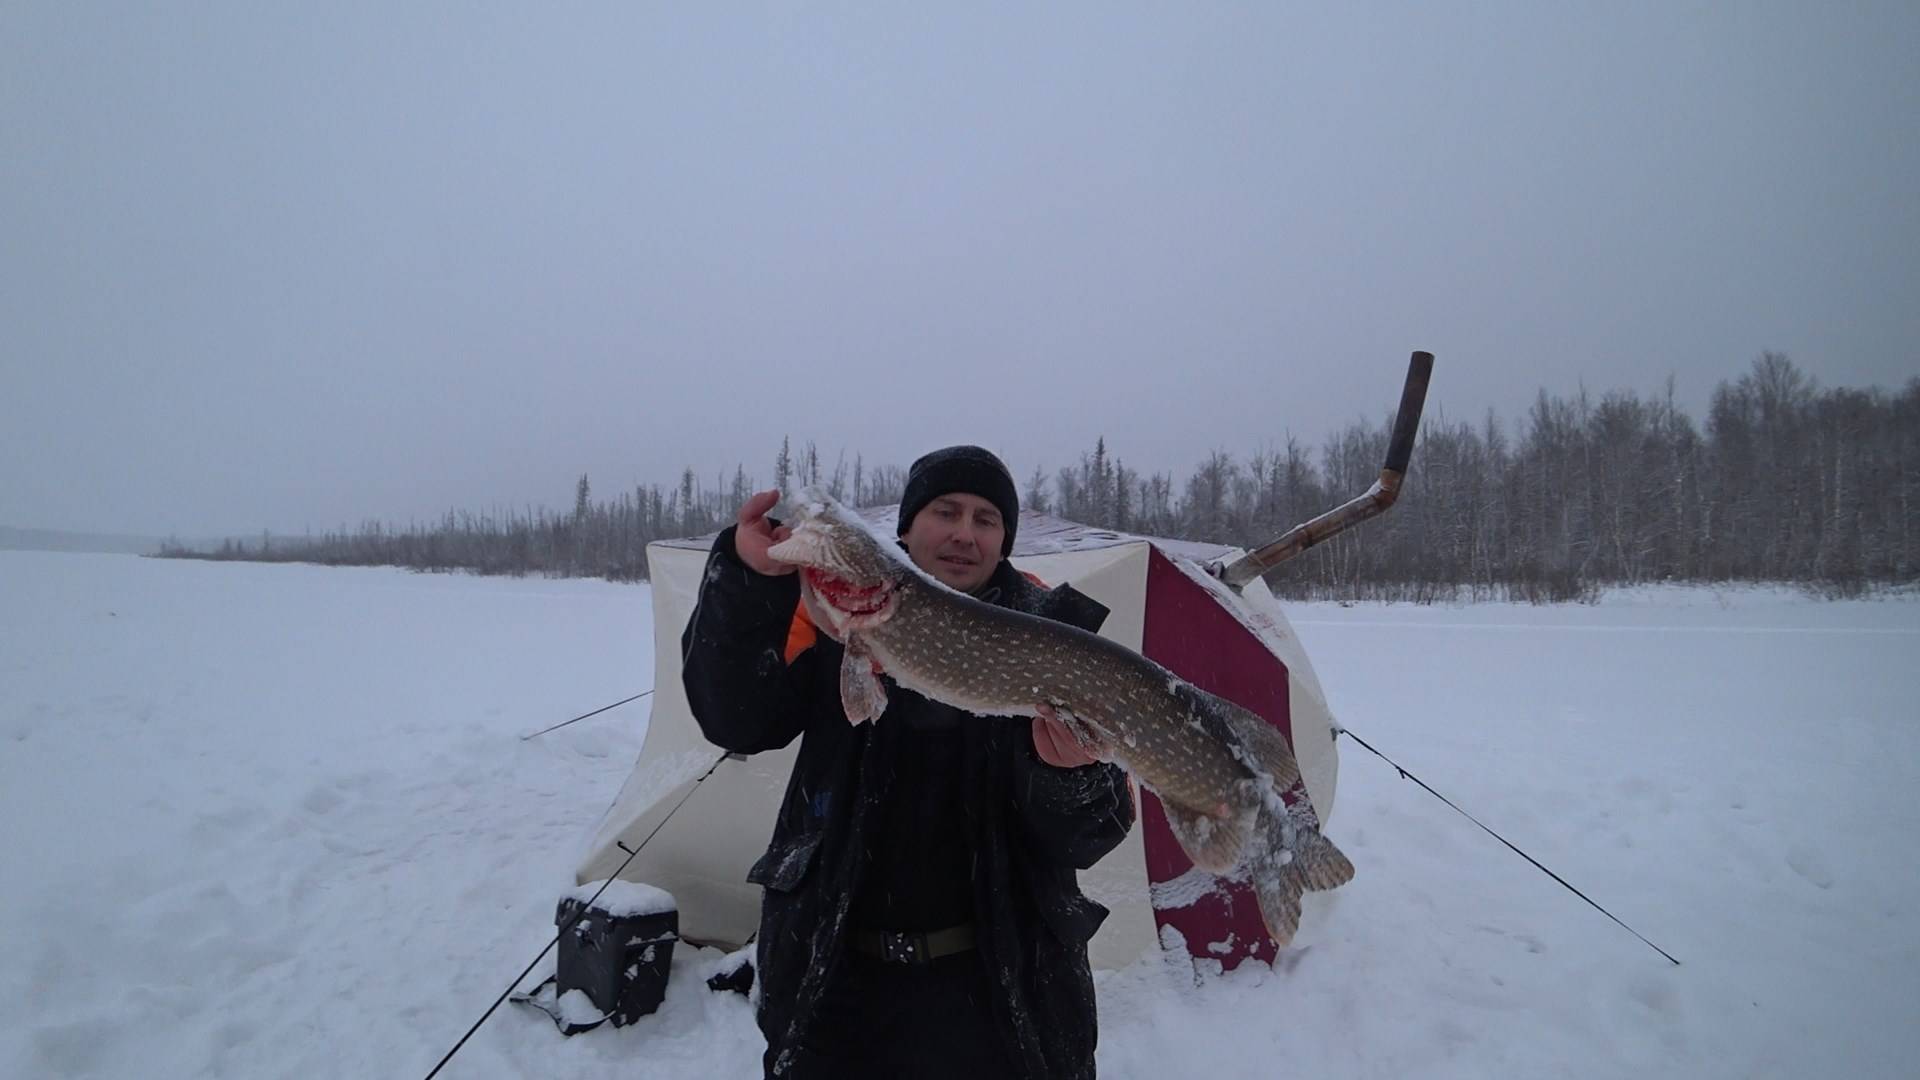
xmin=161 ymin=354 xmax=1920 ymax=600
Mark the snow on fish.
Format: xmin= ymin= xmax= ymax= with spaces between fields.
xmin=767 ymin=488 xmax=1354 ymax=948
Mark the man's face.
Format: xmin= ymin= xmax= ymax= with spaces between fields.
xmin=903 ymin=492 xmax=1006 ymax=593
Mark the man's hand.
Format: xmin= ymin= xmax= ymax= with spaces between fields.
xmin=1033 ymin=703 xmax=1102 ymax=768
xmin=734 ymin=489 xmax=797 ymax=576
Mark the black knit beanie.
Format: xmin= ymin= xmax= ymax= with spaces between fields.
xmin=895 ymin=444 xmax=1020 ymax=556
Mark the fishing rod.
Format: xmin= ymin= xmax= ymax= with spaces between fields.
xmin=420 ymin=751 xmax=729 ymax=1079
xmin=1212 ymin=351 xmax=1434 ymax=589
xmin=1336 ymin=724 xmax=1681 ymax=966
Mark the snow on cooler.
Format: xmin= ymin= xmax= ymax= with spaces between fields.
xmin=2 ymin=551 xmax=1917 ymax=1078
xmin=565 ymin=879 xmax=676 ymax=919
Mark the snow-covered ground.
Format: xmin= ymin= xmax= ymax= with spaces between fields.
xmin=3 ymin=552 xmax=1916 ymax=1078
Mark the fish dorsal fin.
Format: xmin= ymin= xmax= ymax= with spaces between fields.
xmin=1223 ymin=705 xmax=1302 ymax=792
xmin=1161 ymin=798 xmax=1250 ymax=874
xmin=1174 ymin=684 xmax=1302 ymax=794
xmin=839 ymin=636 xmax=887 ymax=725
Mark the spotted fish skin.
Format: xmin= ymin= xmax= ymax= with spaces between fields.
xmin=768 ymin=489 xmax=1354 ymax=948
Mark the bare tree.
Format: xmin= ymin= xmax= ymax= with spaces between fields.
xmin=161 ymin=355 xmax=1916 ymax=597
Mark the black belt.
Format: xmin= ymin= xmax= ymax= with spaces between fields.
xmin=848 ymin=923 xmax=976 ymax=965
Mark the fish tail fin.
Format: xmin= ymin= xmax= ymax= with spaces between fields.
xmin=1250 ymin=862 xmax=1304 ymax=950
xmin=1251 ymin=810 xmax=1355 ymax=950
xmin=1288 ymin=826 xmax=1356 ymax=894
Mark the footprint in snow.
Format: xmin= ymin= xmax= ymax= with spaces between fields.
xmin=29 ymin=1016 xmax=113 ymax=1076
xmin=1785 ymin=846 xmax=1835 ymax=890
xmin=300 ymin=786 xmax=345 ymax=816
xmin=189 ymin=804 xmax=260 ymax=846
xmin=1471 ymin=924 xmax=1547 ymax=954
xmin=1624 ymin=973 xmax=1689 ymax=1051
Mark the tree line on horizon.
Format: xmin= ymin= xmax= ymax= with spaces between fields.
xmin=160 ymin=354 xmax=1920 ymax=601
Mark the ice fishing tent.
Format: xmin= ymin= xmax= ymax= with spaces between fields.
xmin=576 ymin=508 xmax=1343 ymax=971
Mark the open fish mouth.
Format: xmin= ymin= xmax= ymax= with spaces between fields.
xmin=804 ymin=568 xmax=892 ymax=618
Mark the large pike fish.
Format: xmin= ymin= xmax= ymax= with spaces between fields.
xmin=766 ymin=489 xmax=1354 ymax=948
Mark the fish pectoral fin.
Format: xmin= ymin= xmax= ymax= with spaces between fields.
xmin=1046 ymin=704 xmax=1112 ymax=760
xmin=839 ymin=637 xmax=887 ymax=725
xmin=1161 ymin=799 xmax=1249 ymax=875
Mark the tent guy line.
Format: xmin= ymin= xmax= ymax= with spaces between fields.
xmin=421 ymin=750 xmax=728 ymax=1080
xmin=520 ymin=690 xmax=654 ymax=740
xmin=1334 ymin=725 xmax=1682 ymax=966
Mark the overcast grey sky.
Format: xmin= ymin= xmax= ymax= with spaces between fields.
xmin=4 ymin=3 xmax=1916 ymax=536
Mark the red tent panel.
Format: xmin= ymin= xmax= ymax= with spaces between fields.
xmin=1139 ymin=546 xmax=1305 ymax=970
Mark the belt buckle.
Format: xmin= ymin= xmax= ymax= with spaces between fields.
xmin=880 ymin=930 xmax=929 ymax=964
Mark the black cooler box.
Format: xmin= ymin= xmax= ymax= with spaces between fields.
xmin=553 ymin=883 xmax=679 ymax=1027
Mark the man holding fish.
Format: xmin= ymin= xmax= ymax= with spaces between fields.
xmin=682 ymin=444 xmax=1133 ymax=1080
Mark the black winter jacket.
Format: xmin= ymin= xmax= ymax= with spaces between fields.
xmin=681 ymin=526 xmax=1136 ymax=1078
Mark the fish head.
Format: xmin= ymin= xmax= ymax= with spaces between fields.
xmin=767 ymin=488 xmax=909 ymax=637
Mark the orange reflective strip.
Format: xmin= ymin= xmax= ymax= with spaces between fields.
xmin=783 ymin=604 xmax=818 ymax=664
